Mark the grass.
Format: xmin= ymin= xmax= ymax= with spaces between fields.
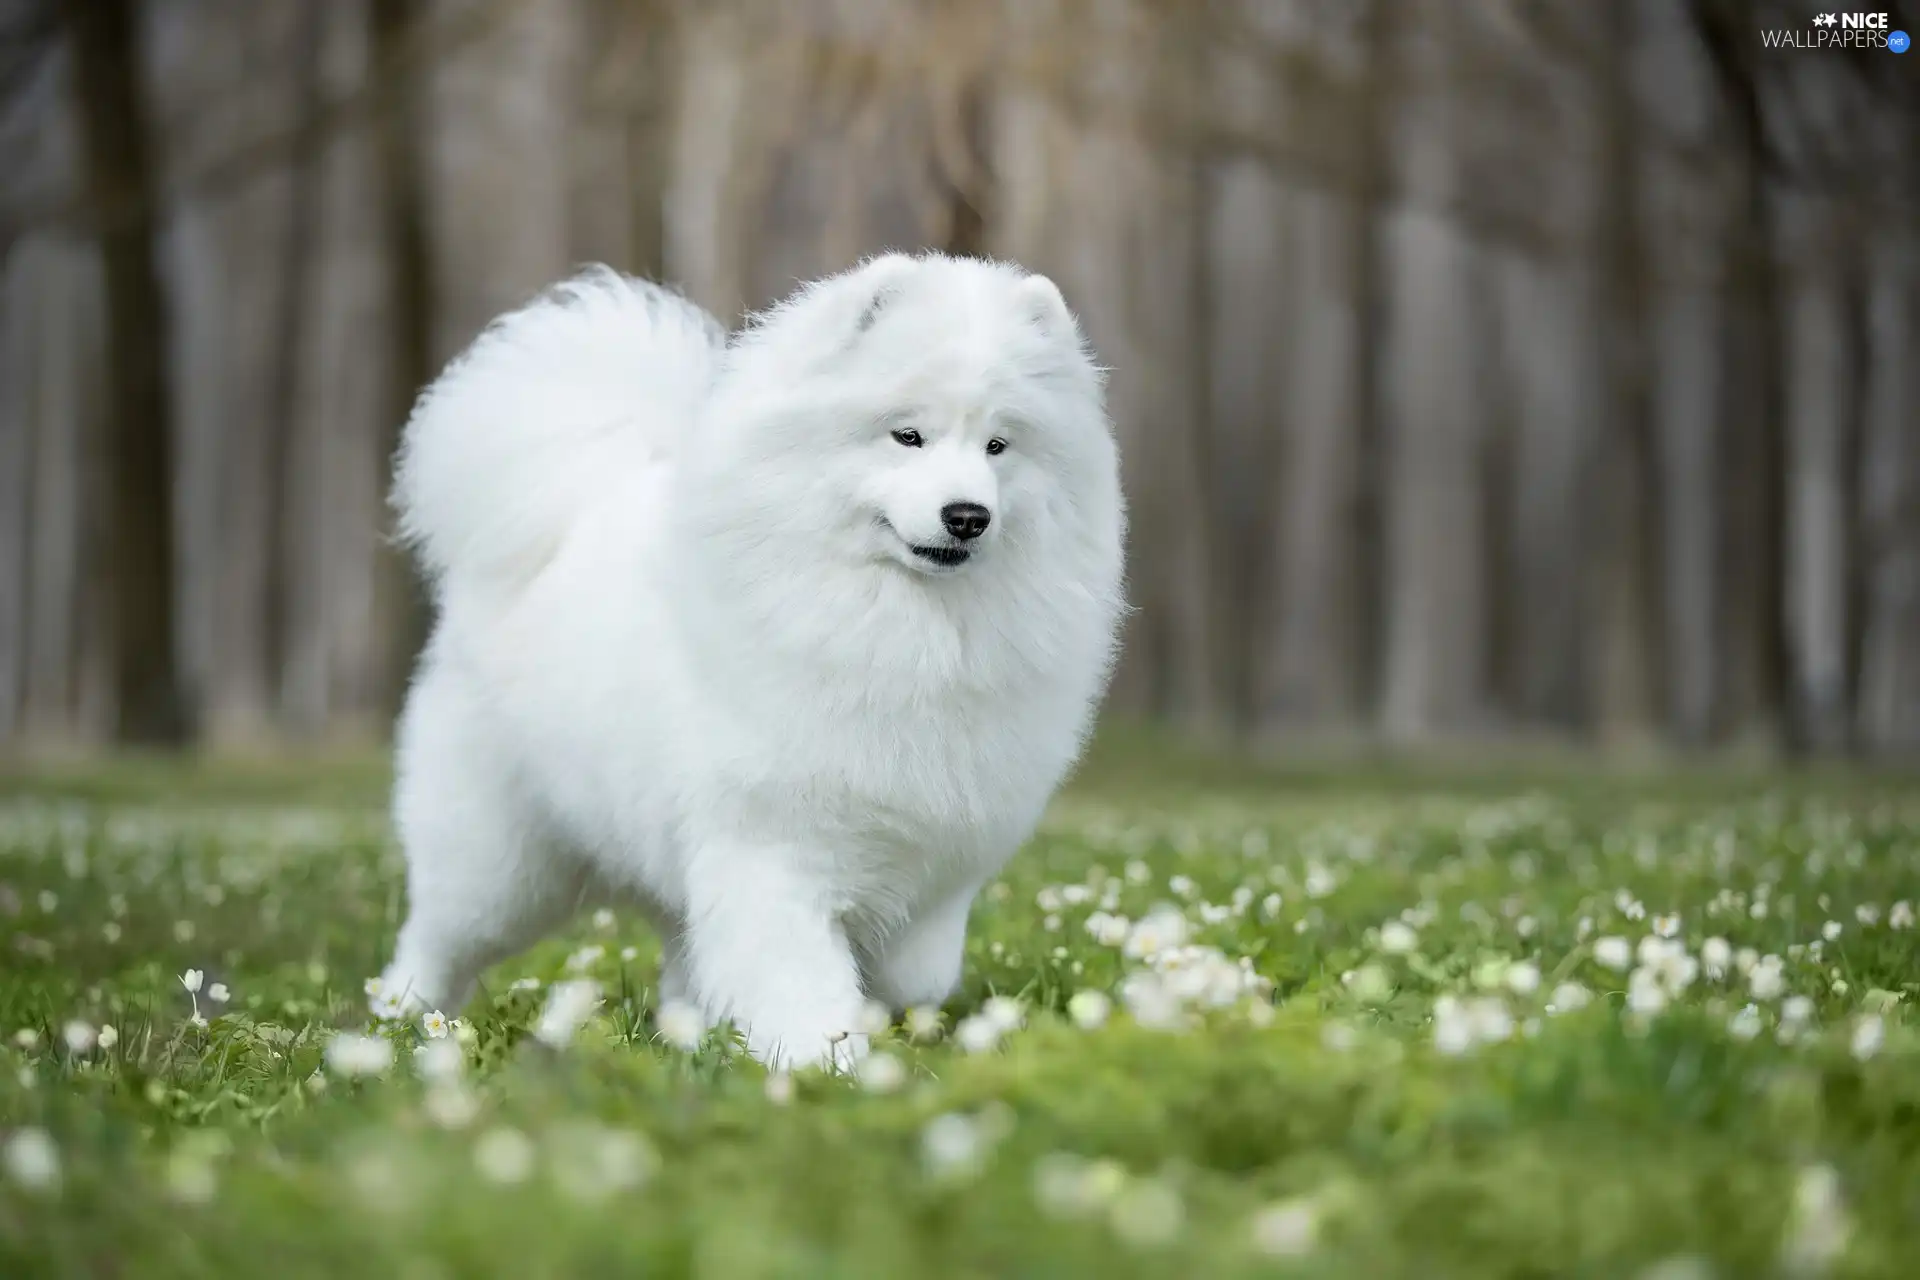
xmin=2 ymin=736 xmax=1919 ymax=1278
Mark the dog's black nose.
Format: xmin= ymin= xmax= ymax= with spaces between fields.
xmin=941 ymin=502 xmax=992 ymax=541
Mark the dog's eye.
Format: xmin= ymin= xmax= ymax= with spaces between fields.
xmin=985 ymin=437 xmax=1008 ymax=457
xmin=890 ymin=428 xmax=924 ymax=448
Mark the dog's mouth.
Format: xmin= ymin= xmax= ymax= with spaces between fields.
xmin=910 ymin=544 xmax=971 ymax=568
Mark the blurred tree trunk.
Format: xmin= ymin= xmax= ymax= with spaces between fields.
xmin=1688 ymin=0 xmax=1790 ymax=754
xmin=58 ymin=0 xmax=186 ymax=744
xmin=264 ymin=0 xmax=327 ymax=735
xmin=1588 ymin=0 xmax=1663 ymax=746
xmin=1856 ymin=232 xmax=1920 ymax=754
xmin=369 ymin=0 xmax=434 ymax=718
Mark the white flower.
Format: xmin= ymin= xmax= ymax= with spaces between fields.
xmin=324 ymin=1032 xmax=394 ymax=1078
xmin=1821 ymin=920 xmax=1842 ymax=941
xmin=1067 ymin=990 xmax=1112 ymax=1030
xmin=421 ymin=1010 xmax=450 ymax=1040
xmin=854 ymin=1000 xmax=892 ymax=1038
xmin=921 ymin=1113 xmax=986 ymax=1180
xmin=414 ymin=1036 xmax=465 ymax=1087
xmin=94 ymin=1025 xmax=117 ymax=1051
xmin=1781 ymin=995 xmax=1815 ymax=1027
xmin=1547 ymin=982 xmax=1590 ymax=1014
xmin=206 ymin=983 xmax=229 ymax=1005
xmin=1168 ymin=874 xmax=1196 ymax=899
xmin=61 ymin=1021 xmax=96 ymax=1054
xmin=424 ymin=1083 xmax=480 ymax=1129
xmin=1851 ymin=1015 xmax=1885 ymax=1061
xmin=980 ymin=996 xmax=1026 ymax=1034
xmin=1701 ymin=937 xmax=1732 ymax=978
xmin=1781 ymin=1164 xmax=1849 ymax=1274
xmin=1122 ymin=906 xmax=1189 ymax=960
xmin=1251 ymin=1196 xmax=1320 ymax=1258
xmin=856 ymin=1051 xmax=906 ymax=1094
xmin=534 ymin=980 xmax=602 ymax=1049
xmin=473 ymin=1127 xmax=535 ymax=1184
xmin=1505 ymin=962 xmax=1541 ymax=996
xmin=1349 ymin=964 xmax=1393 ymax=1004
xmin=1747 ymin=956 xmax=1786 ymax=1001
xmin=1855 ymin=904 xmax=1880 ymax=927
xmin=1378 ymin=921 xmax=1418 ymax=955
xmin=3 ymin=1127 xmax=59 ymax=1193
xmin=1627 ymin=969 xmax=1669 ymax=1016
xmin=954 ymin=1014 xmax=1003 ymax=1054
xmin=1729 ymin=1004 xmax=1763 ymax=1040
xmin=12 ymin=1029 xmax=38 ymax=1050
xmin=1889 ymin=901 xmax=1914 ymax=930
xmin=592 ymin=908 xmax=616 ymax=931
xmin=1593 ymin=937 xmax=1633 ymax=971
xmin=764 ymin=1073 xmax=794 ymax=1105
xmin=654 ymin=1000 xmax=705 ymax=1052
xmin=904 ymin=1006 xmax=943 ymax=1041
xmin=179 ymin=969 xmax=203 ymax=994
xmin=1085 ymin=912 xmax=1131 ymax=947
xmin=1109 ymin=1177 xmax=1184 ymax=1248
xmin=1651 ymin=913 xmax=1681 ymax=938
xmin=565 ymin=945 xmax=604 ymax=973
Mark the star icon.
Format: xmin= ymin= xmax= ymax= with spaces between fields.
xmin=1813 ymin=12 xmax=1837 ymax=26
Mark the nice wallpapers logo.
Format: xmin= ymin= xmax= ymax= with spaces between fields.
xmin=1762 ymin=12 xmax=1912 ymax=51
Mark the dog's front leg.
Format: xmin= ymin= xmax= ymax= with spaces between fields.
xmin=681 ymin=839 xmax=869 ymax=1071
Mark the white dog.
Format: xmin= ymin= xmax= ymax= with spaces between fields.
xmin=376 ymin=252 xmax=1126 ymax=1068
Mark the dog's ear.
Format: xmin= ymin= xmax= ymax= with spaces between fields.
xmin=850 ymin=253 xmax=919 ymax=335
xmin=1017 ymin=273 xmax=1076 ymax=337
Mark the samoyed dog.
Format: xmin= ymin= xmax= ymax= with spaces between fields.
xmin=375 ymin=252 xmax=1126 ymax=1068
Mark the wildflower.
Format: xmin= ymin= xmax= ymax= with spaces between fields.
xmin=1111 ymin=1177 xmax=1184 ymax=1248
xmin=1627 ymin=969 xmax=1669 ymax=1016
xmin=1850 ymin=1015 xmax=1885 ymax=1061
xmin=856 ymin=1051 xmax=906 ymax=1093
xmin=1701 ymin=937 xmax=1732 ymax=978
xmin=414 ymin=1038 xmax=463 ymax=1083
xmin=1122 ymin=906 xmax=1189 ymax=960
xmin=854 ymin=1000 xmax=891 ymax=1037
xmin=534 ymin=980 xmax=602 ymax=1049
xmin=94 ymin=1025 xmax=117 ymax=1051
xmin=1085 ymin=912 xmax=1130 ymax=947
xmin=180 ymin=969 xmax=203 ymax=994
xmin=424 ymin=1084 xmax=479 ymax=1130
xmin=1349 ymin=964 xmax=1393 ymax=1004
xmin=1546 ymin=982 xmax=1591 ymax=1014
xmin=473 ymin=1127 xmax=536 ymax=1185
xmin=61 ymin=1021 xmax=96 ymax=1054
xmin=1505 ymin=962 xmax=1541 ymax=996
xmin=1728 ymin=1004 xmax=1763 ymax=1040
xmin=1593 ymin=936 xmax=1633 ymax=971
xmin=2 ymin=1127 xmax=58 ymax=1193
xmin=1067 ymin=990 xmax=1112 ymax=1030
xmin=1855 ymin=904 xmax=1880 ymax=927
xmin=903 ymin=1005 xmax=943 ymax=1041
xmin=1652 ymin=914 xmax=1681 ymax=938
xmin=1378 ymin=921 xmax=1418 ymax=955
xmin=548 ymin=1124 xmax=655 ymax=1202
xmin=954 ymin=1014 xmax=1003 ymax=1054
xmin=1749 ymin=956 xmax=1787 ymax=1001
xmin=206 ymin=983 xmax=229 ymax=1005
xmin=980 ymin=996 xmax=1026 ymax=1034
xmin=1781 ymin=995 xmax=1815 ymax=1027
xmin=12 ymin=1029 xmax=38 ymax=1050
xmin=1251 ymin=1196 xmax=1320 ymax=1258
xmin=921 ymin=1113 xmax=986 ymax=1181
xmin=1889 ymin=901 xmax=1914 ymax=930
xmin=654 ymin=1000 xmax=704 ymax=1052
xmin=325 ymin=1032 xmax=395 ymax=1078
xmin=422 ymin=1010 xmax=450 ymax=1040
xmin=564 ymin=945 xmax=604 ymax=973
xmin=1168 ymin=874 xmax=1196 ymax=899
xmin=1822 ymin=920 xmax=1842 ymax=942
xmin=1781 ymin=1164 xmax=1849 ymax=1275
xmin=592 ymin=908 xmax=616 ymax=930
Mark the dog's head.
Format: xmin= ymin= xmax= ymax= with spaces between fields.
xmin=689 ymin=253 xmax=1121 ymax=588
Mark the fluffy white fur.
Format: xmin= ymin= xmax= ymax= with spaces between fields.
xmin=378 ymin=252 xmax=1126 ymax=1069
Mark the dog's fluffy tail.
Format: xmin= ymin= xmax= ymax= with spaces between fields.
xmin=393 ymin=266 xmax=726 ymax=598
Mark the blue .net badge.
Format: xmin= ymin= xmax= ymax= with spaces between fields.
xmin=1891 ymin=29 xmax=1912 ymax=53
